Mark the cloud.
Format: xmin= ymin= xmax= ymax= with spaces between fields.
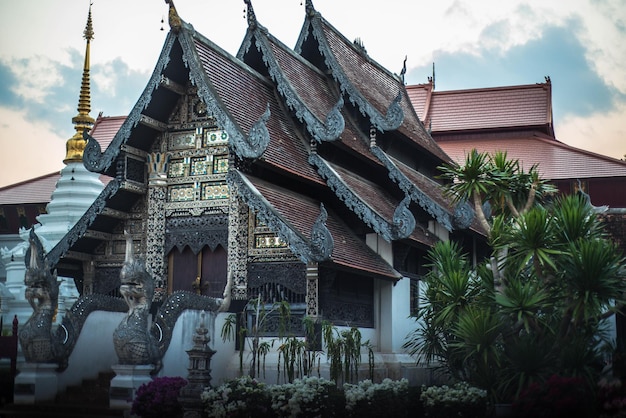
xmin=0 ymin=49 xmax=150 ymax=143
xmin=0 ymin=62 xmax=18 ymax=107
xmin=92 ymin=58 xmax=151 ymax=116
xmin=406 ymin=21 xmax=616 ymax=119
xmin=0 ymin=108 xmax=65 ymax=187
xmin=577 ymin=0 xmax=626 ymax=93
xmin=8 ymin=56 xmax=65 ymax=103
xmin=557 ymin=100 xmax=626 ymax=160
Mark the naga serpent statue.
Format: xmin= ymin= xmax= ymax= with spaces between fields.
xmin=113 ymin=231 xmax=229 ymax=370
xmin=19 ymin=229 xmax=231 ymax=371
xmin=18 ymin=230 xmax=60 ymax=363
xmin=18 ymin=229 xmax=127 ymax=370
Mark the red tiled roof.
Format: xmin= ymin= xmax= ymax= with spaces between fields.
xmin=193 ymin=36 xmax=322 ymax=183
xmin=248 ymin=174 xmax=400 ymax=280
xmin=406 ymin=84 xmax=430 ymax=121
xmin=91 ymin=115 xmax=126 ymax=150
xmin=0 ymin=118 xmax=120 ymax=205
xmin=437 ymin=134 xmax=626 ymax=180
xmin=0 ymin=173 xmax=60 ymax=204
xmin=410 ymin=82 xmax=553 ymax=134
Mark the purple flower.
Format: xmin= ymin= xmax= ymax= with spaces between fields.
xmin=131 ymin=376 xmax=188 ymax=418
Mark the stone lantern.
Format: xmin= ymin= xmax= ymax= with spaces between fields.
xmin=179 ymin=311 xmax=216 ymax=418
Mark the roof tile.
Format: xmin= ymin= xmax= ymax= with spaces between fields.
xmin=438 ymin=135 xmax=626 ymax=179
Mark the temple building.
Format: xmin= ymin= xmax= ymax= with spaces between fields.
xmin=2 ymin=1 xmax=625 ymax=409
xmin=408 ymin=78 xmax=626 ymax=209
xmin=407 ymin=77 xmax=626 ymax=263
xmin=12 ymin=0 xmax=482 ymax=385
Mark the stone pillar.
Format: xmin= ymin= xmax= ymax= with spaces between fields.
xmin=109 ymin=364 xmax=155 ymax=410
xmin=227 ymin=179 xmax=249 ymax=300
xmin=146 ymin=152 xmax=169 ymax=300
xmin=179 ymin=312 xmax=216 ymax=418
xmin=306 ymin=262 xmax=319 ymax=318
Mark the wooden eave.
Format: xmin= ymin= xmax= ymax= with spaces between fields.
xmin=238 ymin=26 xmax=338 ymax=133
xmin=294 ymin=10 xmax=450 ymax=164
xmin=234 ymin=170 xmax=401 ymax=280
xmin=82 ymin=32 xmax=186 ymax=177
xmin=187 ymin=28 xmax=323 ymax=183
xmin=309 ymin=153 xmax=417 ymax=242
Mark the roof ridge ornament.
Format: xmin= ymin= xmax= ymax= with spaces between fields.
xmin=305 ymin=0 xmax=316 ymax=17
xmin=392 ymin=195 xmax=416 ymax=239
xmin=400 ymin=56 xmax=407 ymax=84
xmin=165 ymin=0 xmax=182 ymax=33
xmin=309 ymin=203 xmax=334 ymax=261
xmin=317 ymin=96 xmax=344 ymax=142
xmin=64 ymin=3 xmax=96 ymax=164
xmin=383 ymin=90 xmax=404 ymax=130
xmin=233 ymin=103 xmax=271 ymax=159
xmin=244 ymin=0 xmax=257 ymax=30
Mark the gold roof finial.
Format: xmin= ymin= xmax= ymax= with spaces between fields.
xmin=64 ymin=3 xmax=96 ymax=164
xmin=165 ymin=0 xmax=182 ymax=33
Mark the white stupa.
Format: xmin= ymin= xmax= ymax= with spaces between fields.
xmin=0 ymin=6 xmax=104 ymax=327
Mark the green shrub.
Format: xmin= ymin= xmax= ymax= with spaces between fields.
xmin=420 ymin=381 xmax=487 ymax=418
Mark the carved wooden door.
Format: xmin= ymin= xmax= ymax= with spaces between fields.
xmin=168 ymin=244 xmax=227 ymax=297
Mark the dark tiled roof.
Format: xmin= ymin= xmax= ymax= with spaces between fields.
xmin=330 ymin=162 xmax=400 ymax=223
xmin=387 ymin=155 xmax=453 ymax=213
xmin=321 ymin=21 xmax=401 ymax=122
xmin=385 ymin=154 xmax=485 ymax=234
xmin=193 ymin=37 xmax=322 ymax=183
xmin=314 ymin=18 xmax=450 ymax=163
xmin=267 ymin=37 xmax=335 ymax=124
xmin=263 ymin=34 xmax=378 ymax=164
xmin=249 ymin=175 xmax=401 ymax=280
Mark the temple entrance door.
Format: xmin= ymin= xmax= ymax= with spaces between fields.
xmin=201 ymin=244 xmax=227 ymax=298
xmin=168 ymin=244 xmax=227 ymax=297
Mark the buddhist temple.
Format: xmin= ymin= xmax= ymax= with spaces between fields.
xmin=2 ymin=0 xmax=625 ymax=414
xmin=47 ymin=0 xmax=482 ymax=374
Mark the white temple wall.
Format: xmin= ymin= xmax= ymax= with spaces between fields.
xmin=56 ymin=310 xmax=124 ymax=392
xmin=159 ymin=310 xmax=236 ymax=384
xmin=366 ymin=233 xmax=415 ymax=354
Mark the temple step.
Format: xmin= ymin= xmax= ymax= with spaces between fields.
xmin=55 ymin=371 xmax=115 ymax=405
xmin=0 ymin=371 xmax=126 ymax=418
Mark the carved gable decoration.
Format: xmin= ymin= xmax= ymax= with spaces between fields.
xmin=164 ymin=214 xmax=229 ymax=254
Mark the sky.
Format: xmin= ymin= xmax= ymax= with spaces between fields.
xmin=0 ymin=0 xmax=624 ymax=188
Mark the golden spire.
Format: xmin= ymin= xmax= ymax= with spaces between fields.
xmin=64 ymin=3 xmax=96 ymax=164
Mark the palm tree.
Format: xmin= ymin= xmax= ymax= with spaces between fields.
xmin=407 ymin=152 xmax=626 ymax=404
